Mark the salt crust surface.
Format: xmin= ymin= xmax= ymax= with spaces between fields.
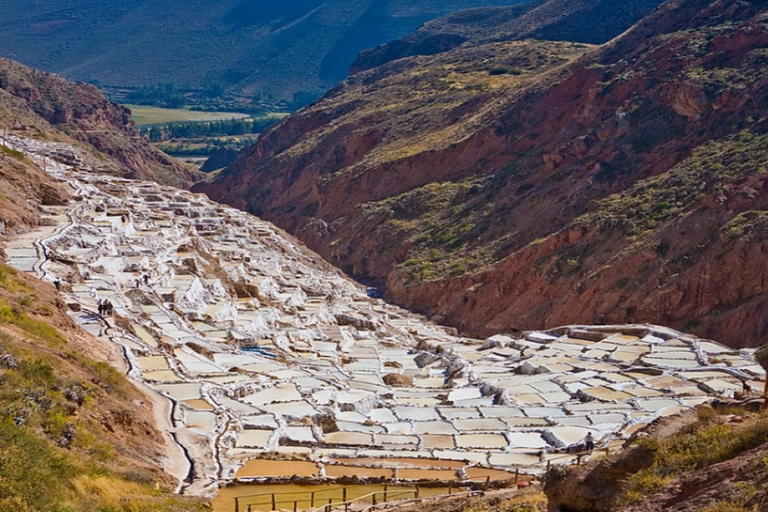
xmin=3 ymin=136 xmax=765 ymax=494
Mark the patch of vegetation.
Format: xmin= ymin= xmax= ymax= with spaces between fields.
xmin=620 ymin=406 xmax=768 ymax=507
xmin=0 ymin=144 xmax=28 ymax=163
xmin=580 ymin=131 xmax=768 ymax=236
xmin=125 ymin=83 xmax=187 ymax=108
xmin=362 ymin=178 xmax=513 ymax=284
xmin=0 ymin=300 xmax=65 ymax=346
xmin=144 ymin=114 xmax=282 ymax=141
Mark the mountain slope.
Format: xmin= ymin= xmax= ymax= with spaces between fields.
xmin=545 ymin=402 xmax=768 ymax=511
xmin=0 ymin=57 xmax=199 ymax=189
xmin=194 ymin=0 xmax=768 ymax=348
xmin=0 ymin=0 xmax=527 ymax=99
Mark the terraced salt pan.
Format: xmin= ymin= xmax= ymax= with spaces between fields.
xmin=456 ymin=434 xmax=509 ymax=449
xmin=5 ymin=136 xmax=765 ymax=495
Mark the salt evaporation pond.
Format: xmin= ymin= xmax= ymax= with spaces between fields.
xmin=2 ymin=135 xmax=764 ymax=502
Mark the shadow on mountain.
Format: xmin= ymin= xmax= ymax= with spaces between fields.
xmin=224 ymin=0 xmax=325 ymax=30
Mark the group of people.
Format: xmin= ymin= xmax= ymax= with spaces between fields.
xmin=97 ymin=298 xmax=114 ymax=316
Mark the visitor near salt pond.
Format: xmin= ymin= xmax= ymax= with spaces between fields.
xmin=3 ymin=135 xmax=765 ymax=498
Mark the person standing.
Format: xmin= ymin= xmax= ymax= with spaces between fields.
xmin=585 ymin=432 xmax=595 ymax=452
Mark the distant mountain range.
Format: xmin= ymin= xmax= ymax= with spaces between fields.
xmin=194 ymin=0 xmax=768 ymax=348
xmin=0 ymin=0 xmax=527 ymax=99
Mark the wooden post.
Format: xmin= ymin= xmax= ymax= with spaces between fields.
xmin=311 ymin=492 xmax=315 ymax=508
xmin=448 ymin=481 xmax=453 ymax=495
xmin=271 ymin=493 xmax=276 ymax=510
xmin=372 ymin=493 xmax=377 ymax=506
xmin=328 ymin=498 xmax=333 ymax=512
xmin=294 ymin=501 xmax=298 ymax=512
xmin=415 ymin=485 xmax=420 ymax=499
xmin=515 ymin=469 xmax=519 ymax=484
xmin=343 ymin=487 xmax=348 ymax=512
xmin=384 ymin=484 xmax=388 ymax=502
xmin=235 ymin=497 xmax=239 ymax=512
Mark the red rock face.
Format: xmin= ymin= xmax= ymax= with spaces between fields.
xmin=195 ymin=0 xmax=768 ymax=347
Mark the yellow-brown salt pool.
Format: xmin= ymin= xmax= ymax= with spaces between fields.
xmin=236 ymin=460 xmax=319 ymax=479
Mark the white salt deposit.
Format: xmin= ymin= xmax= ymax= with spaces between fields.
xmin=3 ymin=135 xmax=765 ymax=494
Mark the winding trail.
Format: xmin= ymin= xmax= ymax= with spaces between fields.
xmin=6 ymin=182 xmax=196 ymax=492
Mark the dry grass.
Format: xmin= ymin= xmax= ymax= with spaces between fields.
xmin=0 ymin=261 xmax=206 ymax=511
xmin=620 ymin=406 xmax=768 ymax=506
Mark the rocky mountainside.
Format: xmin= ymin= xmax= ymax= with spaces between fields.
xmin=0 ymin=57 xmax=199 ymax=190
xmin=195 ymin=0 xmax=768 ymax=349
xmin=0 ymin=0 xmax=527 ymax=99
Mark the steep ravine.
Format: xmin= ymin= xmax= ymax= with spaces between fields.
xmin=195 ymin=0 xmax=768 ymax=348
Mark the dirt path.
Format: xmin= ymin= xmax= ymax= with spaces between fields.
xmin=4 ymin=215 xmax=200 ymax=494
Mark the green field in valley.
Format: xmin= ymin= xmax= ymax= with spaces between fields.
xmin=125 ymin=105 xmax=251 ymax=126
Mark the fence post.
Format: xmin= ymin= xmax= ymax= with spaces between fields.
xmin=515 ymin=469 xmax=519 ymax=484
xmin=415 ymin=485 xmax=420 ymax=499
xmin=343 ymin=487 xmax=348 ymax=512
xmin=294 ymin=501 xmax=298 ymax=512
xmin=235 ymin=497 xmax=240 ymax=512
xmin=311 ymin=492 xmax=315 ymax=508
xmin=384 ymin=484 xmax=388 ymax=502
xmin=372 ymin=493 xmax=377 ymax=506
xmin=449 ymin=481 xmax=453 ymax=495
xmin=327 ymin=498 xmax=333 ymax=512
xmin=271 ymin=493 xmax=276 ymax=511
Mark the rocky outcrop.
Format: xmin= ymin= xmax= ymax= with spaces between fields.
xmin=545 ymin=404 xmax=768 ymax=512
xmin=194 ymin=0 xmax=768 ymax=348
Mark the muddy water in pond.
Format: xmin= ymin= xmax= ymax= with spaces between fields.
xmin=324 ymin=465 xmax=393 ymax=479
xmin=330 ymin=457 xmax=466 ymax=469
xmin=183 ymin=399 xmax=215 ymax=410
xmin=211 ymin=484 xmax=455 ymax=512
xmin=236 ymin=460 xmax=318 ymax=479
